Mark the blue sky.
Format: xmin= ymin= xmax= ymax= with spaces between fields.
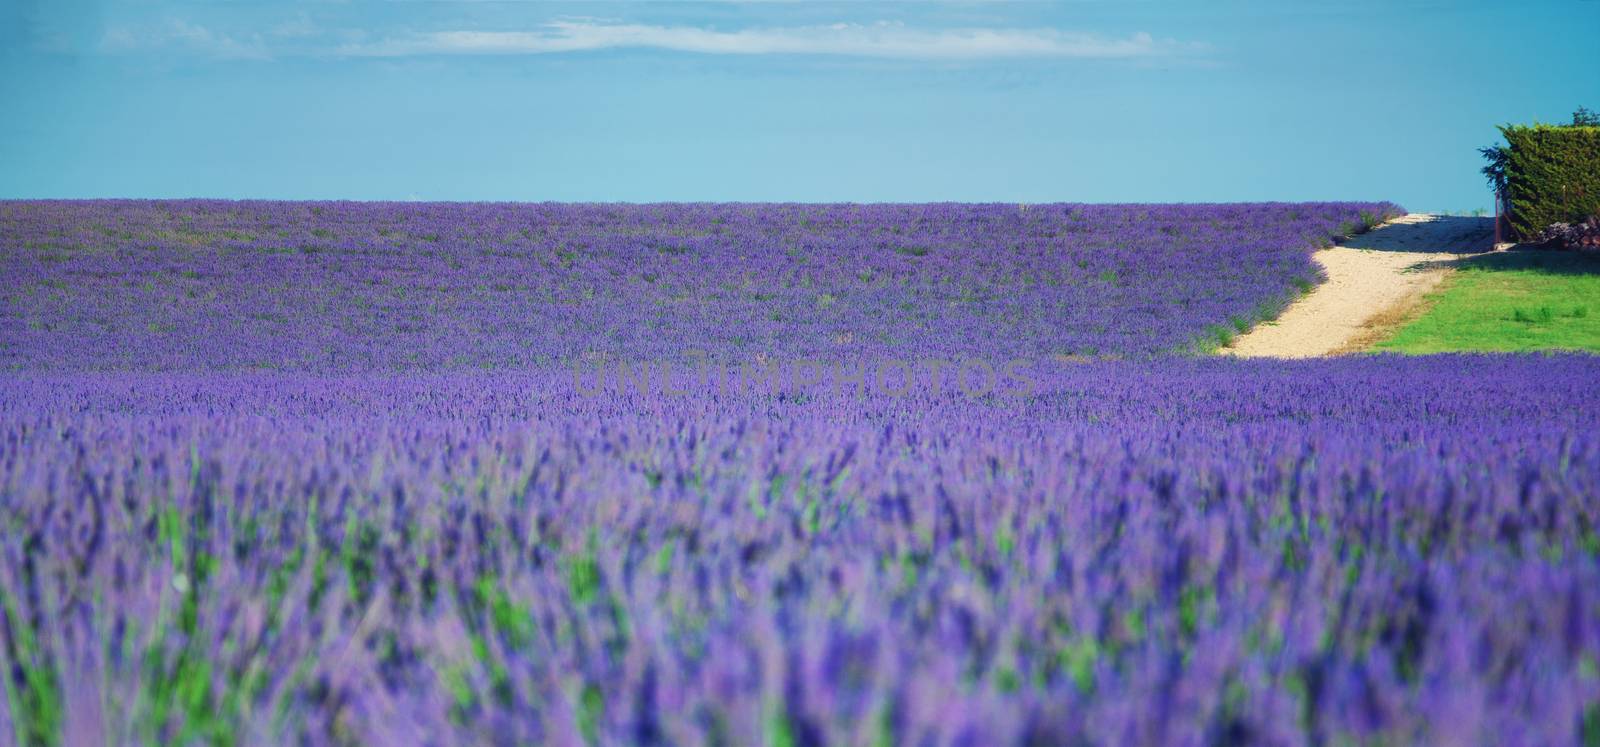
xmin=2 ymin=1 xmax=1596 ymax=210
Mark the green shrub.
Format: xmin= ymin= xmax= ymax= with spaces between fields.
xmin=1498 ymin=122 xmax=1600 ymax=240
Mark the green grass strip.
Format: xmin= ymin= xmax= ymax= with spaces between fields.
xmin=1374 ymin=251 xmax=1600 ymax=353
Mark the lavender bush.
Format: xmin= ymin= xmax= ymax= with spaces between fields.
xmin=2 ymin=358 xmax=1598 ymax=745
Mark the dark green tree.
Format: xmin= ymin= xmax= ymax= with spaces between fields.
xmin=1480 ymin=106 xmax=1596 ymax=196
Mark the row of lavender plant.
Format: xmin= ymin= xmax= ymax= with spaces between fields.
xmin=3 ymin=356 xmax=1597 ymax=745
xmin=0 ymin=201 xmax=1399 ymax=370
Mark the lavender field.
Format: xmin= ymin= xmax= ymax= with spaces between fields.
xmin=1 ymin=201 xmax=1399 ymax=368
xmin=3 ymin=202 xmax=1599 ymax=746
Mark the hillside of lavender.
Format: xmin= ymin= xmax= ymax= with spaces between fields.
xmin=3 ymin=201 xmax=1599 ymax=747
xmin=1 ymin=200 xmax=1399 ymax=368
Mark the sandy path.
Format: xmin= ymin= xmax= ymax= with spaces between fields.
xmin=1226 ymin=214 xmax=1494 ymax=358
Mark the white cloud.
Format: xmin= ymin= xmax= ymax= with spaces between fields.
xmin=271 ymin=14 xmax=322 ymax=40
xmin=339 ymin=20 xmax=1187 ymax=61
xmin=100 ymin=20 xmax=270 ymax=60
